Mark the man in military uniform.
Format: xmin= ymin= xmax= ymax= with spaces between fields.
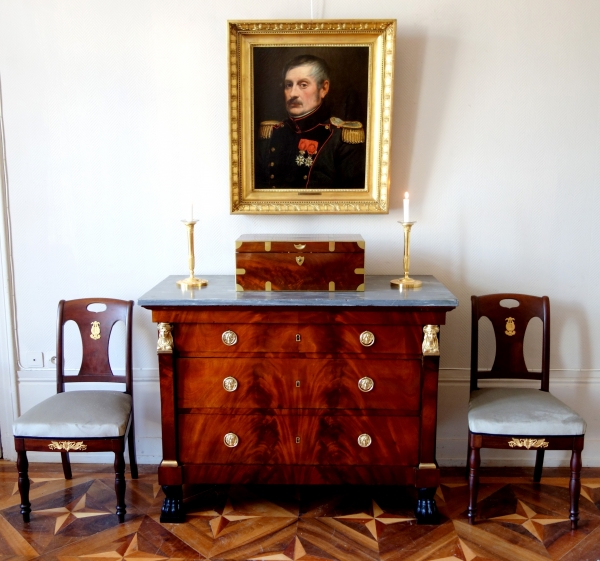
xmin=256 ymin=54 xmax=366 ymax=190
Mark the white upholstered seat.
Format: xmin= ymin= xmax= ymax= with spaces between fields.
xmin=468 ymin=388 xmax=586 ymax=436
xmin=13 ymin=391 xmax=132 ymax=439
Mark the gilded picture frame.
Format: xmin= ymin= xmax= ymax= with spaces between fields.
xmin=228 ymin=20 xmax=396 ymax=214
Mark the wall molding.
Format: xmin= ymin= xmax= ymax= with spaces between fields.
xmin=439 ymin=368 xmax=600 ymax=385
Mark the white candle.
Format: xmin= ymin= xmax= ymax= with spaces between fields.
xmin=403 ymin=192 xmax=410 ymax=222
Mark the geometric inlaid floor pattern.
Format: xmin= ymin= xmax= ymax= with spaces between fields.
xmin=1 ymin=462 xmax=600 ymax=560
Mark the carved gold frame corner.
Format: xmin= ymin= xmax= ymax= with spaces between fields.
xmin=228 ymin=20 xmax=396 ymax=215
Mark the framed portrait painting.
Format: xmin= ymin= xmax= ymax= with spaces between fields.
xmin=228 ymin=20 xmax=396 ymax=214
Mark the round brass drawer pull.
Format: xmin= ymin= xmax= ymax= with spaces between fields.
xmin=223 ymin=377 xmax=238 ymax=392
xmin=359 ymin=331 xmax=375 ymax=347
xmin=358 ymin=377 xmax=374 ymax=392
xmin=224 ymin=433 xmax=239 ymax=448
xmin=358 ymin=434 xmax=372 ymax=448
xmin=222 ymin=330 xmax=238 ymax=346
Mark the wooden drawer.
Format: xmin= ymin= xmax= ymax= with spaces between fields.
xmin=175 ymin=323 xmax=299 ymax=353
xmin=298 ymin=359 xmax=421 ymax=412
xmin=177 ymin=358 xmax=422 ymax=413
xmin=178 ymin=414 xmax=298 ymax=465
xmin=178 ymin=413 xmax=419 ymax=466
xmin=177 ymin=358 xmax=297 ymax=409
xmin=298 ymin=325 xmax=422 ymax=354
xmin=175 ymin=323 xmax=422 ymax=355
xmin=299 ymin=415 xmax=420 ymax=466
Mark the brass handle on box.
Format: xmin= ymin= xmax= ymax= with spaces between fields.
xmin=222 ymin=330 xmax=238 ymax=346
xmin=357 ymin=434 xmax=372 ymax=448
xmin=224 ymin=433 xmax=239 ymax=448
xmin=359 ymin=331 xmax=375 ymax=347
xmin=294 ymin=244 xmax=306 ymax=250
xmin=358 ymin=377 xmax=374 ymax=392
xmin=223 ymin=377 xmax=238 ymax=392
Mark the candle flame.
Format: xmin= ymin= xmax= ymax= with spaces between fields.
xmin=404 ymin=192 xmax=409 ymax=199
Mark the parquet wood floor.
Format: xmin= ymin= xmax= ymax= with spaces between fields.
xmin=1 ymin=461 xmax=600 ymax=560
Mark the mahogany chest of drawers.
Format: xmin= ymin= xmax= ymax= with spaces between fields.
xmin=138 ymin=275 xmax=458 ymax=524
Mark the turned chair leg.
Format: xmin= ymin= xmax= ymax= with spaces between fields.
xmin=128 ymin=423 xmax=138 ymax=480
xmin=61 ymin=452 xmax=73 ymax=480
xmin=17 ymin=451 xmax=31 ymax=523
xmin=114 ymin=452 xmax=126 ymax=523
xmin=464 ymin=448 xmax=470 ymax=481
xmin=468 ymin=446 xmax=481 ymax=525
xmin=569 ymin=447 xmax=582 ymax=530
xmin=533 ymin=449 xmax=545 ymax=483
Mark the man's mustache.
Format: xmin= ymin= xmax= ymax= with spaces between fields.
xmin=287 ymin=97 xmax=301 ymax=106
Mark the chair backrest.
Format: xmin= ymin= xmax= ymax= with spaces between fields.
xmin=470 ymin=293 xmax=550 ymax=392
xmin=56 ymin=298 xmax=133 ymax=394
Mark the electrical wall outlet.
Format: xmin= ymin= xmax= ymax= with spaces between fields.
xmin=22 ymin=351 xmax=44 ymax=368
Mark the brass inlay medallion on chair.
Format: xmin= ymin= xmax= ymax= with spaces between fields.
xmin=508 ymin=438 xmax=549 ymax=449
xmin=224 ymin=433 xmax=239 ymax=448
xmin=223 ymin=377 xmax=238 ymax=392
xmin=357 ymin=434 xmax=372 ymax=448
xmin=359 ymin=331 xmax=375 ymax=347
xmin=505 ymin=317 xmax=516 ymax=336
xmin=222 ymin=330 xmax=238 ymax=346
xmin=48 ymin=441 xmax=88 ymax=452
xmin=90 ymin=321 xmax=101 ymax=340
xmin=358 ymin=377 xmax=374 ymax=392
xmin=422 ymin=325 xmax=440 ymax=355
xmin=157 ymin=323 xmax=174 ymax=353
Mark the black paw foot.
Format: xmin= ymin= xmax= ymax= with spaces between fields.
xmin=415 ymin=487 xmax=440 ymax=525
xmin=160 ymin=485 xmax=185 ymax=523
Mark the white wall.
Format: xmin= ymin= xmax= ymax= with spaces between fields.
xmin=0 ymin=0 xmax=598 ymax=466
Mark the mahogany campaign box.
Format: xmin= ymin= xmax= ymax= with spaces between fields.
xmin=235 ymin=234 xmax=365 ymax=291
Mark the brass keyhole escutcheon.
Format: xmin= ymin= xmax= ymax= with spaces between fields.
xmin=358 ymin=377 xmax=374 ymax=392
xmin=296 ymin=380 xmax=300 ymax=388
xmin=359 ymin=331 xmax=375 ymax=347
xmin=296 ymin=334 xmax=301 ymax=342
xmin=222 ymin=330 xmax=238 ymax=346
xmin=224 ymin=433 xmax=239 ymax=448
xmin=296 ymin=256 xmax=305 ymax=266
xmin=296 ymin=437 xmax=301 ymax=444
xmin=223 ymin=377 xmax=238 ymax=392
xmin=358 ymin=434 xmax=372 ymax=448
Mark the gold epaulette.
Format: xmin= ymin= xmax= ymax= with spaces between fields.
xmin=259 ymin=120 xmax=283 ymax=139
xmin=330 ymin=117 xmax=365 ymax=144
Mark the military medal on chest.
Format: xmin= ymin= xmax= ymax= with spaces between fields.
xmin=296 ymin=139 xmax=318 ymax=167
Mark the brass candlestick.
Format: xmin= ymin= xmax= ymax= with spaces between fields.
xmin=176 ymin=220 xmax=208 ymax=289
xmin=390 ymin=221 xmax=422 ymax=289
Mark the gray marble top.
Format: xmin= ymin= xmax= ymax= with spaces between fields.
xmin=138 ymin=275 xmax=458 ymax=308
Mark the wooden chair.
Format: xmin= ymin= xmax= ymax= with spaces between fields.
xmin=13 ymin=298 xmax=138 ymax=523
xmin=467 ymin=294 xmax=585 ymax=529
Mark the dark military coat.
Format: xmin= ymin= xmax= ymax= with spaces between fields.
xmin=256 ymin=103 xmax=366 ymax=189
